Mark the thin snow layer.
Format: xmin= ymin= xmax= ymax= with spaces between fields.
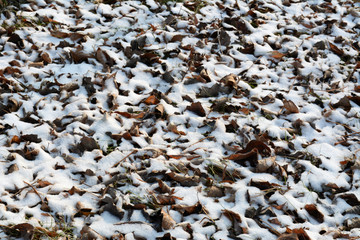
xmin=0 ymin=0 xmax=359 ymax=239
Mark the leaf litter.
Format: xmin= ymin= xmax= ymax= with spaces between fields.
xmin=0 ymin=0 xmax=359 ymax=239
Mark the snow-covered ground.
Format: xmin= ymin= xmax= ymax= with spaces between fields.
xmin=0 ymin=0 xmax=359 ymax=239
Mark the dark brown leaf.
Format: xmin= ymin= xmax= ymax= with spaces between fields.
xmin=219 ymin=29 xmax=231 ymax=46
xmin=304 ymin=204 xmax=324 ymax=223
xmin=171 ymin=202 xmax=206 ymax=216
xmin=8 ymin=33 xmax=24 ymax=49
xmin=186 ymin=102 xmax=206 ymax=117
xmin=78 ymin=136 xmax=99 ymax=152
xmin=329 ymin=42 xmax=344 ymax=56
xmin=10 ymin=223 xmax=34 ymax=240
xmin=21 ymin=134 xmax=41 ymax=143
xmin=157 ymin=179 xmax=172 ymax=194
xmin=332 ymin=96 xmax=351 ymax=111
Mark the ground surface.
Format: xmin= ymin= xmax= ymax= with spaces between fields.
xmin=0 ymin=0 xmax=360 ymax=239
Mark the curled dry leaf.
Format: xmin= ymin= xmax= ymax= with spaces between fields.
xmin=155 ymin=104 xmax=165 ymax=118
xmin=10 ymin=135 xmax=21 ymax=144
xmin=329 ymin=42 xmax=344 ymax=56
xmin=80 ymin=225 xmax=106 ymax=240
xmin=171 ymin=202 xmax=206 ymax=216
xmin=40 ymin=52 xmax=52 ymax=64
xmin=157 ymin=179 xmax=172 ymax=194
xmin=226 ymin=140 xmax=271 ymax=166
xmin=283 ymin=99 xmax=299 ymax=113
xmin=256 ymin=156 xmax=276 ymax=172
xmin=284 ymin=228 xmax=311 ymax=240
xmin=168 ymin=123 xmax=185 ymax=135
xmin=220 ymin=73 xmax=237 ymax=89
xmin=167 ymin=172 xmax=200 ymax=186
xmin=161 ymin=209 xmax=176 ymax=230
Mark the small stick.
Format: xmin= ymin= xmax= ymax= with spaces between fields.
xmin=112 ymin=149 xmax=138 ymax=168
xmin=23 ymin=181 xmax=44 ymax=205
xmin=184 ymin=136 xmax=215 ymax=151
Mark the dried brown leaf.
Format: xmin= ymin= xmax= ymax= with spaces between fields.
xmin=207 ymin=185 xmax=225 ymax=197
xmin=270 ymin=51 xmax=286 ymax=59
xmin=283 ymin=99 xmax=299 ymax=113
xmin=256 ymin=156 xmax=276 ymax=172
xmin=10 ymin=223 xmax=34 ymax=240
xmin=37 ymin=180 xmax=52 ymax=188
xmin=157 ymin=179 xmax=172 ymax=194
xmin=50 ymin=30 xmax=69 ymax=38
xmin=168 ymin=123 xmax=186 ymax=135
xmin=329 ymin=42 xmax=344 ymax=56
xmin=161 ymin=209 xmax=176 ymax=230
xmin=10 ymin=135 xmax=21 ymax=144
xmin=41 ymin=52 xmax=52 ymax=64
xmin=304 ymin=204 xmax=324 ymax=223
xmin=80 ymin=226 xmax=106 ymax=240
xmin=144 ymin=95 xmax=160 ymax=105
xmin=186 ymin=102 xmax=206 ymax=117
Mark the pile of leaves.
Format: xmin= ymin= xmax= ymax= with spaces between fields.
xmin=0 ymin=0 xmax=359 ymax=239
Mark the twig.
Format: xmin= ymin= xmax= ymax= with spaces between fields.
xmin=23 ymin=181 xmax=44 ymax=205
xmin=184 ymin=136 xmax=215 ymax=151
xmin=112 ymin=149 xmax=138 ymax=168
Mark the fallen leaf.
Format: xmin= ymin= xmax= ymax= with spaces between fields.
xmin=10 ymin=223 xmax=34 ymax=240
xmin=50 ymin=30 xmax=69 ymax=38
xmin=37 ymin=180 xmax=52 ymax=188
xmin=78 ymin=136 xmax=99 ymax=152
xmin=219 ymin=29 xmax=231 ymax=46
xmin=256 ymin=156 xmax=276 ymax=172
xmin=304 ymin=204 xmax=324 ymax=223
xmin=10 ymin=135 xmax=21 ymax=144
xmin=144 ymin=95 xmax=160 ymax=105
xmin=171 ymin=202 xmax=206 ymax=216
xmin=68 ymin=186 xmax=86 ymax=196
xmin=168 ymin=123 xmax=186 ymax=135
xmin=285 ymin=228 xmax=311 ymax=240
xmin=157 ymin=179 xmax=172 ymax=194
xmin=80 ymin=226 xmax=106 ymax=240
xmin=283 ymin=99 xmax=300 ymax=113
xmin=155 ymin=104 xmax=165 ymax=118
xmin=186 ymin=102 xmax=206 ymax=117
xmin=332 ymin=96 xmax=351 ymax=111
xmin=7 ymin=33 xmax=24 ymax=49
xmin=207 ymin=185 xmax=225 ymax=197
xmin=40 ymin=52 xmax=52 ymax=64
xmin=270 ymin=51 xmax=286 ymax=59
xmin=161 ymin=209 xmax=176 ymax=230
xmin=167 ymin=172 xmax=200 ymax=186
xmin=277 ymin=233 xmax=299 ymax=240
xmin=329 ymin=42 xmax=344 ymax=56
xmin=21 ymin=134 xmax=41 ymax=143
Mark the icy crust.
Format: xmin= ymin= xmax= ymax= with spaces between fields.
xmin=0 ymin=0 xmax=359 ymax=239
